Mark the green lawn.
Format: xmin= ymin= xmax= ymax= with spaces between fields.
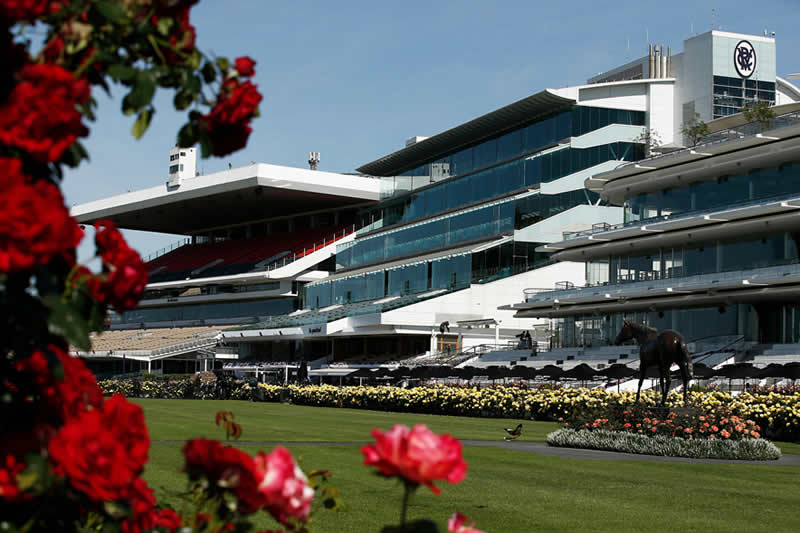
xmin=135 ymin=399 xmax=800 ymax=533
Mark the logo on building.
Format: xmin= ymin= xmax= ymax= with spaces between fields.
xmin=734 ymin=40 xmax=756 ymax=78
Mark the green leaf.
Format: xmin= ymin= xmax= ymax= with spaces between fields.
xmin=88 ymin=301 xmax=106 ymax=332
xmin=132 ymin=107 xmax=153 ymax=139
xmin=174 ymin=89 xmax=194 ymax=111
xmin=177 ymin=120 xmax=199 ymax=148
xmin=215 ymin=57 xmax=230 ymax=74
xmin=122 ymin=70 xmax=157 ymax=114
xmin=201 ymin=61 xmax=216 ymax=83
xmin=156 ymin=17 xmax=174 ymax=36
xmin=43 ymin=295 xmax=91 ymax=351
xmin=16 ymin=454 xmax=49 ymax=493
xmin=95 ymin=1 xmax=127 ymax=24
xmin=61 ymin=141 xmax=89 ymax=168
xmin=108 ymin=64 xmax=137 ymax=82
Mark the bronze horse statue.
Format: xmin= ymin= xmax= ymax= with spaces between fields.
xmin=615 ymin=319 xmax=693 ymax=405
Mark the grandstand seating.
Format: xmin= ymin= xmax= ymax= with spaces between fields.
xmin=147 ymin=226 xmax=352 ymax=282
xmin=73 ymin=326 xmax=223 ymax=355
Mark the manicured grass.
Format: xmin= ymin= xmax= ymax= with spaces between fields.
xmin=133 ymin=399 xmax=546 ymax=442
xmin=136 ymin=400 xmax=800 ymax=533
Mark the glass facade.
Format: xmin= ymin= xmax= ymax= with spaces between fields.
xmin=554 ymin=303 xmax=800 ymax=348
xmin=342 ymin=189 xmax=598 ymax=270
xmin=305 ymin=241 xmax=550 ymax=310
xmin=713 ymin=76 xmax=776 ymax=119
xmin=339 ymin=199 xmax=515 ymax=269
xmin=390 ymin=106 xmax=644 ymax=179
xmin=625 ymin=162 xmax=800 ymax=222
xmin=553 ymin=307 xmax=744 ymax=348
xmin=113 ymin=297 xmax=296 ymax=325
xmin=373 ymin=142 xmax=641 ymax=229
xmin=588 ymin=233 xmax=799 ymax=286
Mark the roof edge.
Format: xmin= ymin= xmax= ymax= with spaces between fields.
xmin=356 ymin=89 xmax=576 ymax=176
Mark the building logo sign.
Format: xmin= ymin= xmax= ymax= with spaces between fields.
xmin=734 ymin=40 xmax=756 ymax=78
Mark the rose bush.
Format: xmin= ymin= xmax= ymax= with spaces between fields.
xmin=1 ymin=3 xmax=476 ymax=531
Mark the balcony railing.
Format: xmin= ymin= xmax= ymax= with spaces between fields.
xmin=264 ymin=225 xmax=355 ymax=271
xmin=562 ymin=190 xmax=800 ymax=242
xmin=522 ymin=262 xmax=800 ymax=302
xmin=143 ymin=237 xmax=192 ymax=263
xmin=610 ymin=109 xmax=800 ymax=173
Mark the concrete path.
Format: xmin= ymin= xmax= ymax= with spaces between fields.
xmin=153 ymin=439 xmax=800 ymax=466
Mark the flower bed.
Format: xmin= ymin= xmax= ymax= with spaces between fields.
xmin=96 ymin=380 xmax=800 ymax=440
xmin=546 ymin=428 xmax=782 ymax=461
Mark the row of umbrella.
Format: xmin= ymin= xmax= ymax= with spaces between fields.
xmin=347 ymin=362 xmax=800 ymax=381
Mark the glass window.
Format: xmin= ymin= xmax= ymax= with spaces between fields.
xmin=451 ymin=148 xmax=473 ymax=176
xmin=497 ymin=130 xmax=521 ymax=161
xmin=473 ymin=139 xmax=498 ymax=169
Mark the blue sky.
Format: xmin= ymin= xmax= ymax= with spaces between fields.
xmin=64 ymin=0 xmax=800 ymax=261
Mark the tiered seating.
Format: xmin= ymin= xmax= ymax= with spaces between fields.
xmin=147 ymin=226 xmax=352 ymax=282
xmin=73 ymin=326 xmax=224 ymax=356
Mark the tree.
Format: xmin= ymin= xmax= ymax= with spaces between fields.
xmin=742 ymin=101 xmax=776 ymax=131
xmin=633 ymin=128 xmax=663 ymax=157
xmin=681 ymin=113 xmax=711 ymax=146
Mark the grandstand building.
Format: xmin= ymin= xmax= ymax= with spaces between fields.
xmin=502 ymin=32 xmax=800 ymax=370
xmin=71 ymin=29 xmax=800 ymax=375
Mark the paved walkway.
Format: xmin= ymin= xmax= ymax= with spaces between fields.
xmin=153 ymin=440 xmax=800 ymax=466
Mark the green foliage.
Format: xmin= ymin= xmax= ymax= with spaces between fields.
xmin=633 ymin=128 xmax=662 ymax=156
xmin=742 ymin=101 xmax=776 ymax=128
xmin=43 ymin=294 xmax=91 ymax=351
xmin=681 ymin=112 xmax=711 ymax=146
xmin=547 ymin=428 xmax=782 ymax=460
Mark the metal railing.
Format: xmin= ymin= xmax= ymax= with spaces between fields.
xmin=610 ymin=109 xmax=800 ymax=174
xmin=562 ymin=189 xmax=800 ymax=242
xmin=264 ymin=225 xmax=355 ymax=271
xmin=522 ymin=262 xmax=800 ymax=302
xmin=143 ymin=238 xmax=192 ymax=263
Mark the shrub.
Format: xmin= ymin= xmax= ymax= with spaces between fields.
xmin=563 ymin=404 xmax=763 ymax=441
xmin=547 ymin=428 xmax=781 ymax=461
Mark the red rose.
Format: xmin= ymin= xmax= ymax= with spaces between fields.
xmin=0 ymin=452 xmax=27 ymax=502
xmin=93 ymin=220 xmax=149 ymax=310
xmin=151 ymin=7 xmax=196 ymax=65
xmin=200 ymin=80 xmax=262 ymax=157
xmin=105 ymin=256 xmax=149 ymax=310
xmin=182 ymin=438 xmax=265 ymax=514
xmin=49 ymin=394 xmax=149 ymax=501
xmin=234 ymin=56 xmax=256 ymax=77
xmin=0 ymin=162 xmax=84 ymax=272
xmin=361 ymin=424 xmax=467 ymax=495
xmin=0 ymin=0 xmax=59 ymax=22
xmin=15 ymin=345 xmax=103 ymax=424
xmin=151 ymin=508 xmax=182 ymax=532
xmin=121 ymin=478 xmax=156 ymax=533
xmin=254 ymin=446 xmax=314 ymax=525
xmin=0 ymin=63 xmax=89 ymax=163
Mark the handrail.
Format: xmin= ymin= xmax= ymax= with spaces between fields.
xmin=612 ymin=110 xmax=800 ymax=172
xmin=264 ymin=224 xmax=356 ymax=271
xmin=143 ymin=237 xmax=192 ymax=263
xmin=563 ymin=190 xmax=800 ymax=242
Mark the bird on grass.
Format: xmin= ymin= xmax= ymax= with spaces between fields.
xmin=503 ymin=424 xmax=522 ymax=441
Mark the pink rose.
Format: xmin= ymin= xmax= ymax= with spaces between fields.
xmin=361 ymin=424 xmax=467 ymax=495
xmin=254 ymin=446 xmax=314 ymax=525
xmin=448 ymin=512 xmax=485 ymax=533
